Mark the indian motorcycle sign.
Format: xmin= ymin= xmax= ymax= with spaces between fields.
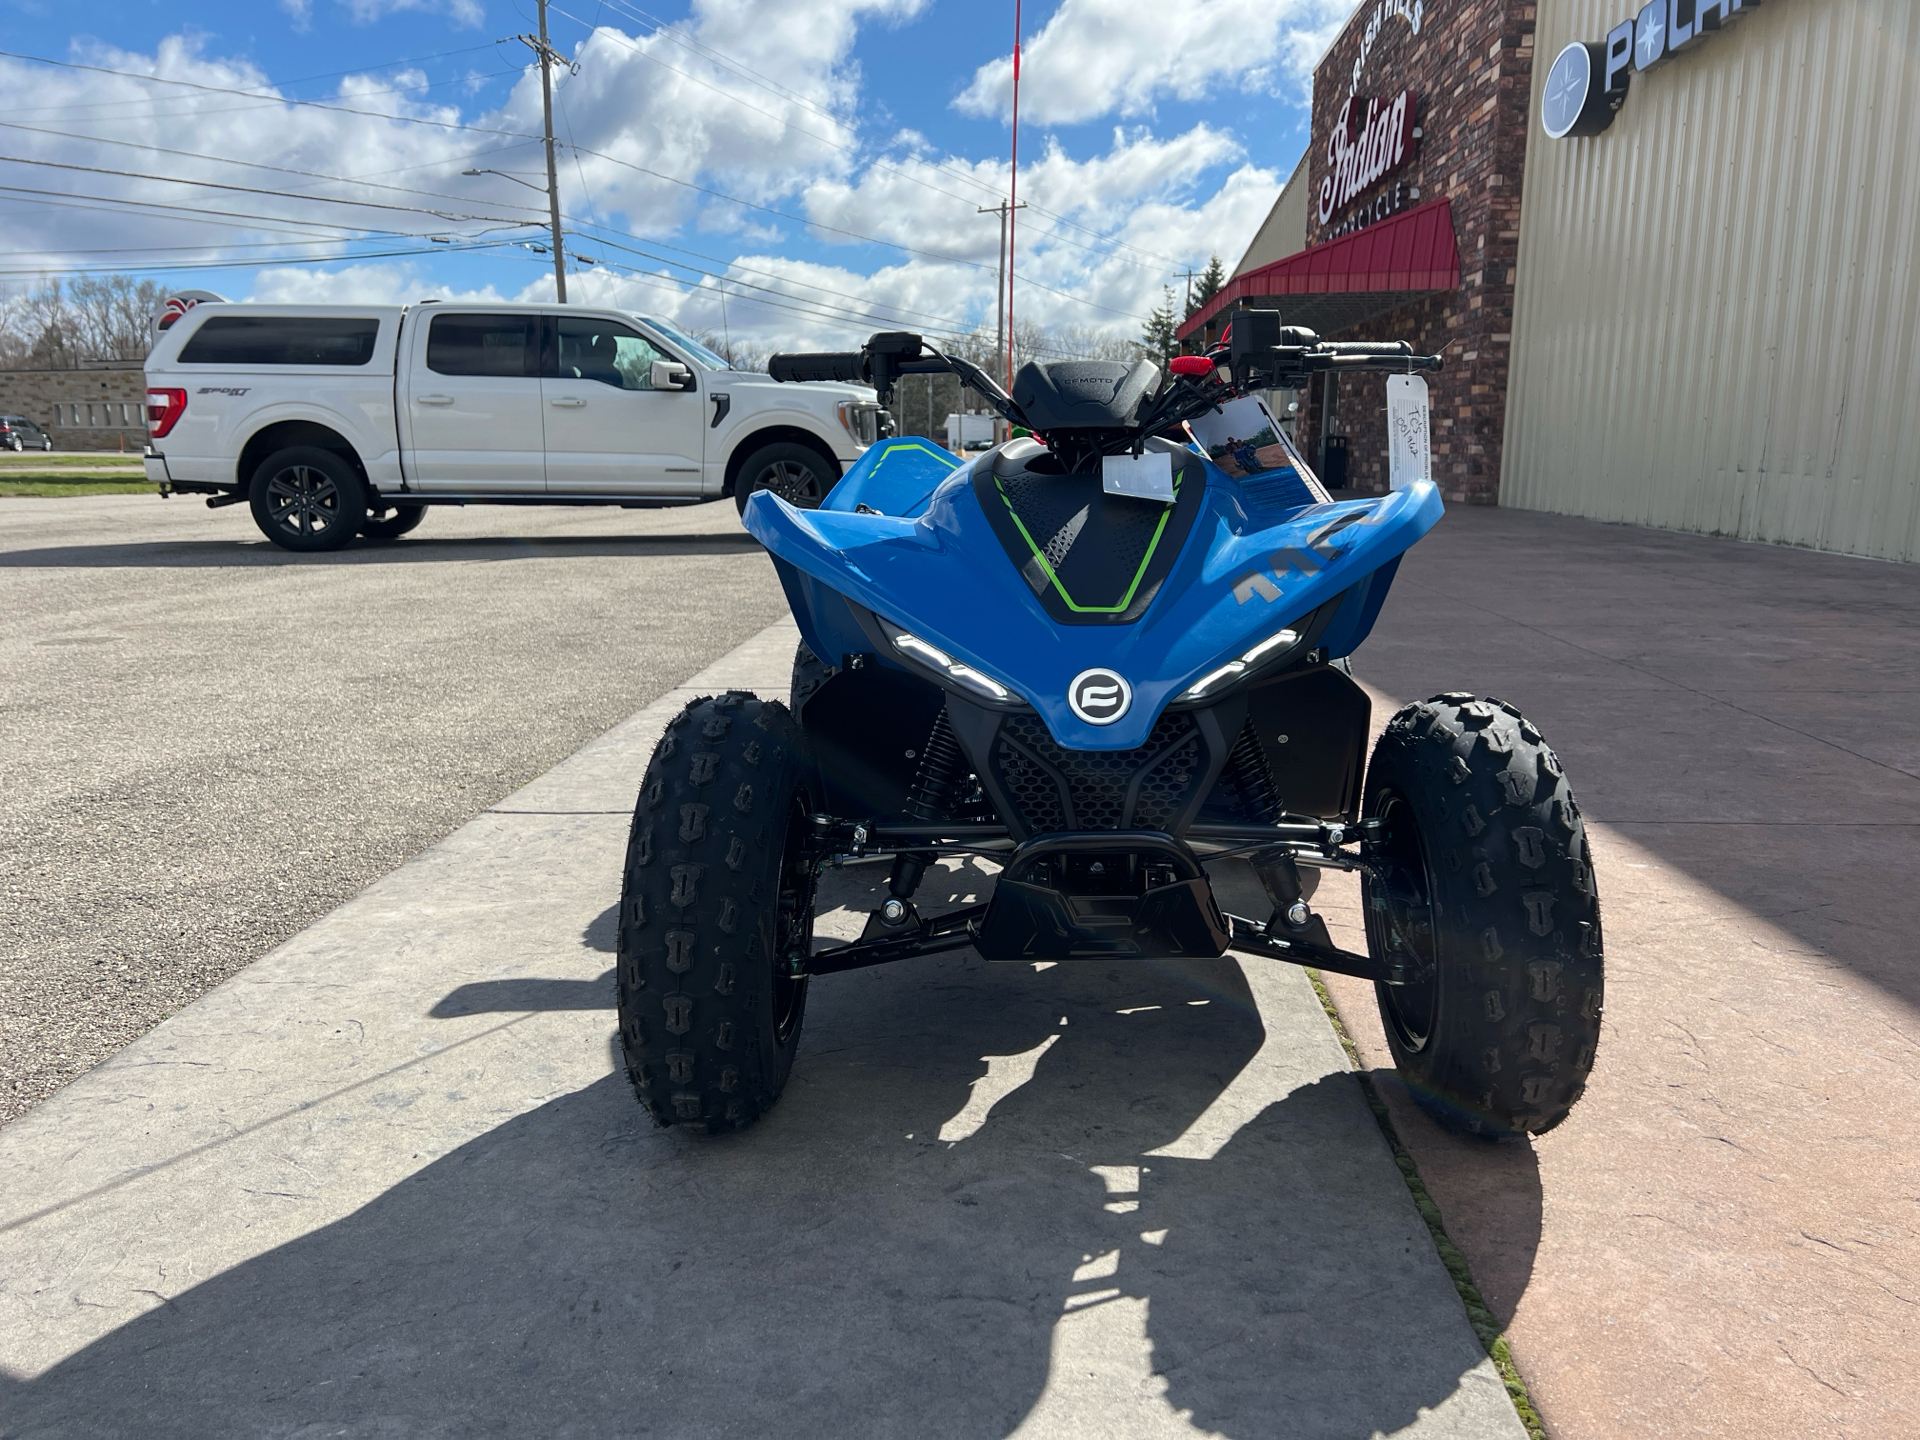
xmin=1318 ymin=91 xmax=1418 ymax=227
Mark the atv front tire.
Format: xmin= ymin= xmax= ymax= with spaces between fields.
xmin=616 ymin=691 xmax=815 ymax=1132
xmin=1362 ymin=694 xmax=1603 ymax=1137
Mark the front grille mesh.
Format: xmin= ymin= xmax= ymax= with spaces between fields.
xmin=993 ymin=712 xmax=1204 ymax=834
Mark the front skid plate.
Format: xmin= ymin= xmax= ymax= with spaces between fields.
xmin=973 ymin=876 xmax=1229 ymax=962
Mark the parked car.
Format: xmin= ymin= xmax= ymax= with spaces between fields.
xmin=141 ymin=303 xmax=892 ymax=550
xmin=0 ymin=416 xmax=53 ymax=452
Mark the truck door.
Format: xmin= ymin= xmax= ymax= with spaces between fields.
xmin=404 ymin=310 xmax=546 ymax=492
xmin=540 ymin=314 xmax=704 ymax=495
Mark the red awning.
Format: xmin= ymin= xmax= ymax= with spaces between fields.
xmin=1177 ymin=196 xmax=1461 ymax=342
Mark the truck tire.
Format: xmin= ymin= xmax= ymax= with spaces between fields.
xmin=1362 ymin=693 xmax=1603 ymax=1138
xmin=616 ymin=691 xmax=816 ymax=1132
xmin=360 ymin=504 xmax=427 ymax=540
xmin=248 ymin=446 xmax=366 ymax=552
xmin=733 ymin=441 xmax=835 ymax=515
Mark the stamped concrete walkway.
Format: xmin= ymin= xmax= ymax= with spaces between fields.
xmin=0 ymin=619 xmax=1520 ymax=1437
xmin=1316 ymin=506 xmax=1920 ymax=1438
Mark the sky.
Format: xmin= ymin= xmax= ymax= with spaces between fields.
xmin=0 ymin=0 xmax=1358 ymax=354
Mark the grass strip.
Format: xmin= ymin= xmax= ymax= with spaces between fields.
xmin=0 ymin=479 xmax=160 ymax=497
xmin=0 ymin=456 xmax=146 ymax=468
xmin=1304 ymin=967 xmax=1548 ymax=1440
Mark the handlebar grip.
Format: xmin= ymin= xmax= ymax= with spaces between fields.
xmin=768 ymin=352 xmax=867 ymax=384
xmin=1322 ymin=341 xmax=1412 ymax=356
xmin=1321 ymin=352 xmax=1444 ymax=373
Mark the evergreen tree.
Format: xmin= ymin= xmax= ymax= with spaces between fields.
xmin=1185 ymin=254 xmax=1227 ymax=318
xmin=1140 ymin=287 xmax=1179 ymax=364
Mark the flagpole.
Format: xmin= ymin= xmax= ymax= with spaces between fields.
xmin=1006 ymin=0 xmax=1022 ymax=391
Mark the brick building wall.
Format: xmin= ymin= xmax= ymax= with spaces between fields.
xmin=0 ymin=363 xmax=146 ymax=452
xmin=1298 ymin=0 xmax=1536 ymax=502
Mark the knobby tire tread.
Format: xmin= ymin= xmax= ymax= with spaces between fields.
xmin=1367 ymin=693 xmax=1604 ymax=1137
xmin=616 ymin=691 xmax=810 ymax=1133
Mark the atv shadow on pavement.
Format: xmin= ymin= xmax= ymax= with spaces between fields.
xmin=6 ymin=862 xmax=1540 ymax=1438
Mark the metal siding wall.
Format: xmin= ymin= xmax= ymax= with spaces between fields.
xmin=1503 ymin=0 xmax=1920 ymax=561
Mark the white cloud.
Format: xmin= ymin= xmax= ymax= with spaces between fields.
xmin=248 ymin=262 xmax=512 ymax=305
xmin=955 ymin=0 xmax=1358 ymax=126
xmin=0 ymin=0 xmax=1296 ymax=355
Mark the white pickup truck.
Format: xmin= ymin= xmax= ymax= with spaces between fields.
xmin=142 ymin=302 xmax=891 ymax=551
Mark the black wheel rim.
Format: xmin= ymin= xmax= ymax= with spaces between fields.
xmin=754 ymin=459 xmax=823 ymax=509
xmin=770 ymin=791 xmax=815 ymax=1042
xmin=265 ymin=465 xmax=343 ymax=538
xmin=1364 ymin=788 xmax=1441 ymax=1052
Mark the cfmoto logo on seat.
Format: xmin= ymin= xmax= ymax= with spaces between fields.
xmin=1068 ymin=668 xmax=1132 ymax=725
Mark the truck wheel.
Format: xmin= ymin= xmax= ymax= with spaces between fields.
xmin=248 ymin=446 xmax=366 ymax=552
xmin=616 ymin=691 xmax=816 ymax=1132
xmin=733 ymin=442 xmax=835 ymax=515
xmin=1362 ymin=694 xmax=1603 ymax=1138
xmin=360 ymin=505 xmax=426 ymax=540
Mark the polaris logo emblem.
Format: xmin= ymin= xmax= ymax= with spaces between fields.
xmin=1068 ymin=668 xmax=1132 ymax=725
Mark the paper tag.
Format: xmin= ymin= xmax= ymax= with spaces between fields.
xmin=1386 ymin=374 xmax=1432 ymax=491
xmin=1101 ymin=450 xmax=1176 ymax=503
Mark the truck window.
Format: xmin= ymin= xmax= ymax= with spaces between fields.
xmin=426 ymin=313 xmax=540 ymax=378
xmin=553 ymin=316 xmax=669 ymax=390
xmin=177 ymin=316 xmax=380 ymax=366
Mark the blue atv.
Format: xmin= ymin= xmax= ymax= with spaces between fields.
xmin=616 ymin=315 xmax=1602 ymax=1139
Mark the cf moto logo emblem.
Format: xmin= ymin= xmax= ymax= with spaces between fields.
xmin=1068 ymin=668 xmax=1131 ymax=725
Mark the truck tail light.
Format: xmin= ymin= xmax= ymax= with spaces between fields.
xmin=146 ymin=388 xmax=187 ymax=439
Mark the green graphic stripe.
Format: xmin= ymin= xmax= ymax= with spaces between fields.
xmin=869 ymin=440 xmax=958 ymax=476
xmin=995 ymin=471 xmax=1179 ymax=614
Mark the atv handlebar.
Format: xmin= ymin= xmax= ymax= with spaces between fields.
xmin=1224 ymin=310 xmax=1443 ymax=388
xmin=764 ymin=316 xmax=1442 ymax=473
xmin=767 ymin=352 xmax=868 ymax=385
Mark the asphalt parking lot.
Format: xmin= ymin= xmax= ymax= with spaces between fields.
xmin=0 ymin=493 xmax=789 ymax=1125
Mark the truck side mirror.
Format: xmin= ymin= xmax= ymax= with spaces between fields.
xmin=651 ymin=360 xmax=695 ymax=391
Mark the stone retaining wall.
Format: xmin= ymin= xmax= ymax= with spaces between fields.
xmin=0 ymin=363 xmax=146 ymax=452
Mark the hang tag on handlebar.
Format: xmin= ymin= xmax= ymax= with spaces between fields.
xmin=1386 ymin=374 xmax=1432 ymax=491
xmin=1101 ymin=450 xmax=1176 ymax=504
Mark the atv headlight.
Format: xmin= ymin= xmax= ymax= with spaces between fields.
xmin=883 ymin=624 xmax=1026 ymax=706
xmin=1176 ymin=626 xmax=1303 ymax=701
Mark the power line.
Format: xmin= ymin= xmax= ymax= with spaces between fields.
xmin=0 ymin=239 xmax=519 ymax=281
xmin=0 ymin=43 xmax=520 ymax=121
xmin=0 ymin=152 xmax=532 ymax=226
xmin=0 ymin=183 xmax=465 ymax=241
xmin=0 ymin=119 xmax=980 ymax=332
xmin=0 ymin=47 xmax=1154 ymax=323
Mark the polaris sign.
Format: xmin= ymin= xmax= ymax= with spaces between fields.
xmin=1543 ymin=0 xmax=1767 ymax=140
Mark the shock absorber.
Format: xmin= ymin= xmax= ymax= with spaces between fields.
xmin=1224 ymin=718 xmax=1281 ymax=822
xmin=890 ymin=708 xmax=966 ymax=901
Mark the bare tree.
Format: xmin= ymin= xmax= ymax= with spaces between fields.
xmin=0 ymin=275 xmax=165 ymax=368
xmin=692 ymin=329 xmax=769 ymax=373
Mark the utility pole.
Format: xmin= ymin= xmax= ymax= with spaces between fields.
xmin=520 ymin=1 xmax=568 ymax=303
xmin=1180 ymin=266 xmax=1198 ymax=315
xmin=977 ymin=199 xmax=1026 ymax=380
